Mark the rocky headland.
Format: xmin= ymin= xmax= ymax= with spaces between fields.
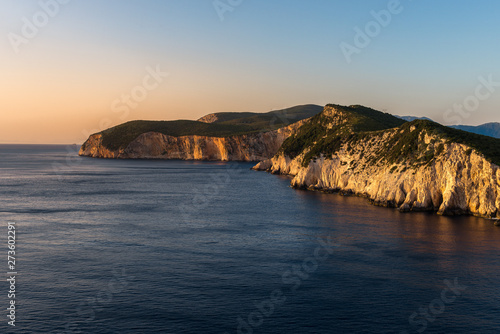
xmin=79 ymin=118 xmax=309 ymax=161
xmin=254 ymin=105 xmax=500 ymax=218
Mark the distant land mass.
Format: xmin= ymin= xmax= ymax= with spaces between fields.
xmin=451 ymin=123 xmax=500 ymax=139
xmin=196 ymin=104 xmax=323 ymax=125
xmin=397 ymin=115 xmax=435 ymax=122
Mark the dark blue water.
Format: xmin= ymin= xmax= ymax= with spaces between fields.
xmin=1 ymin=145 xmax=499 ymax=333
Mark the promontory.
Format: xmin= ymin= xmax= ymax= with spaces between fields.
xmin=80 ymin=104 xmax=500 ymax=218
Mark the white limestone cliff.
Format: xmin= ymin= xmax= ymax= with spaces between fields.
xmin=254 ymin=127 xmax=500 ymax=219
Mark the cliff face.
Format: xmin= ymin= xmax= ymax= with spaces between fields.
xmin=197 ymin=113 xmax=220 ymax=123
xmin=254 ymin=105 xmax=500 ymax=218
xmin=78 ymin=133 xmax=120 ymax=158
xmin=79 ymin=119 xmax=308 ymax=161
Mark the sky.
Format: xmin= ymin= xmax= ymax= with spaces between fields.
xmin=1 ymin=0 xmax=499 ymax=144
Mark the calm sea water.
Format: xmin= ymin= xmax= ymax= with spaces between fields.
xmin=1 ymin=145 xmax=499 ymax=334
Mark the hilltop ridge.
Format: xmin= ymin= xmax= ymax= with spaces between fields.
xmin=197 ymin=104 xmax=322 ymax=124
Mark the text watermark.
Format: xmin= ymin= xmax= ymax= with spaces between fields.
xmin=443 ymin=75 xmax=500 ymax=125
xmin=8 ymin=0 xmax=71 ymax=54
xmin=6 ymin=222 xmax=17 ymax=327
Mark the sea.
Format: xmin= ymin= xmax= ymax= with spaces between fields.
xmin=1 ymin=144 xmax=499 ymax=334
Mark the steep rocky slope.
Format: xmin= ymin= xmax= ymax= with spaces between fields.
xmin=254 ymin=105 xmax=500 ymax=218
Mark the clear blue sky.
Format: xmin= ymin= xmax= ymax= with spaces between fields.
xmin=1 ymin=0 xmax=499 ymax=143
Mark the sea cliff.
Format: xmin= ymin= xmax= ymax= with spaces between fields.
xmin=254 ymin=105 xmax=500 ymax=218
xmin=79 ymin=119 xmax=308 ymax=161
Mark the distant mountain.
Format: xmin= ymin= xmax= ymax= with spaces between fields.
xmin=398 ymin=116 xmax=500 ymax=139
xmin=197 ymin=104 xmax=324 ymax=125
xmin=397 ymin=115 xmax=434 ymax=122
xmin=451 ymin=123 xmax=500 ymax=139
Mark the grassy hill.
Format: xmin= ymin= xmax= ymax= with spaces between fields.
xmin=280 ymin=104 xmax=406 ymax=160
xmin=98 ymin=104 xmax=323 ymax=151
xmin=199 ymin=105 xmax=324 ymax=126
xmin=280 ymin=104 xmax=500 ymax=167
xmin=376 ymin=120 xmax=500 ymax=166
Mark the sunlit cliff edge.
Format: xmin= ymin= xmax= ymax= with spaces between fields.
xmin=253 ymin=105 xmax=500 ymax=219
xmin=79 ymin=119 xmax=308 ymax=161
xmin=79 ymin=105 xmax=321 ymax=161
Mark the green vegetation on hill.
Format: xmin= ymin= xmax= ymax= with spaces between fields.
xmin=100 ymin=120 xmax=252 ymax=151
xmin=405 ymin=120 xmax=500 ymax=166
xmin=343 ymin=105 xmax=407 ymax=132
xmin=364 ymin=120 xmax=500 ymax=167
xmin=280 ymin=104 xmax=500 ymax=167
xmin=97 ymin=105 xmax=323 ymax=151
xmin=280 ymin=104 xmax=406 ymax=161
xmin=198 ymin=112 xmax=257 ymax=123
xmin=200 ymin=105 xmax=324 ymax=127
